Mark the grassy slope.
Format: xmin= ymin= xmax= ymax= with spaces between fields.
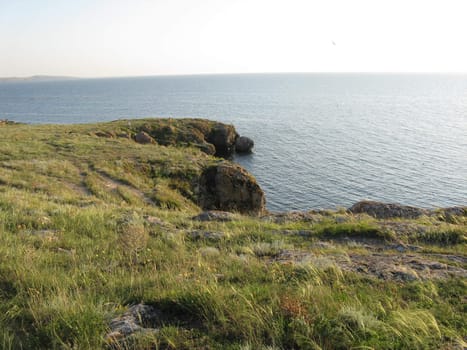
xmin=0 ymin=120 xmax=465 ymax=349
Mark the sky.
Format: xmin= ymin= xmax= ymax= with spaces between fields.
xmin=1 ymin=0 xmax=467 ymax=77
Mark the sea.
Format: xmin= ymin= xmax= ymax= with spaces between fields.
xmin=1 ymin=73 xmax=466 ymax=211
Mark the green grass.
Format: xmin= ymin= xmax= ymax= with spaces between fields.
xmin=0 ymin=119 xmax=465 ymax=349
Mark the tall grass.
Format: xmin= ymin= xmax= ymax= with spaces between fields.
xmin=0 ymin=120 xmax=465 ymax=349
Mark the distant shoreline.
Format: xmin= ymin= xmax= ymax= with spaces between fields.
xmin=0 ymin=75 xmax=79 ymax=83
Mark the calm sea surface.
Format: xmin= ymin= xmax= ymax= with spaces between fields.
xmin=1 ymin=73 xmax=466 ymax=211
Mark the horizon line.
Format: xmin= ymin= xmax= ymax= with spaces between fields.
xmin=2 ymin=71 xmax=467 ymax=81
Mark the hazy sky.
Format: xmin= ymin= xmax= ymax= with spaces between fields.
xmin=1 ymin=0 xmax=467 ymax=77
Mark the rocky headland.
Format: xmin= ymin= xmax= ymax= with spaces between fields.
xmin=0 ymin=118 xmax=465 ymax=349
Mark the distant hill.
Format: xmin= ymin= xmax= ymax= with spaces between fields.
xmin=0 ymin=75 xmax=79 ymax=82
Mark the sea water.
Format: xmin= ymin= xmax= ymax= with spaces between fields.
xmin=1 ymin=73 xmax=466 ymax=211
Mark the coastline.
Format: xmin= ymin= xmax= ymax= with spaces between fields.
xmin=0 ymin=118 xmax=465 ymax=348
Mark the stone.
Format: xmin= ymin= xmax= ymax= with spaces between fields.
xmin=107 ymin=304 xmax=161 ymax=339
xmin=134 ymin=131 xmax=155 ymax=144
xmin=192 ymin=210 xmax=235 ymax=222
xmin=349 ymin=200 xmax=428 ymax=219
xmin=206 ymin=123 xmax=238 ymax=157
xmin=235 ymin=136 xmax=254 ymax=153
xmin=198 ymin=162 xmax=265 ymax=215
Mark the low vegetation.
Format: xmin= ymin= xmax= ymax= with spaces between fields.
xmin=0 ymin=119 xmax=465 ymax=349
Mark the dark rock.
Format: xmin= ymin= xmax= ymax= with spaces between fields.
xmin=235 ymin=136 xmax=254 ymax=153
xmin=349 ymin=200 xmax=428 ymax=219
xmin=198 ymin=162 xmax=265 ymax=215
xmin=134 ymin=131 xmax=155 ymax=144
xmin=206 ymin=123 xmax=238 ymax=157
xmin=192 ymin=210 xmax=236 ymax=222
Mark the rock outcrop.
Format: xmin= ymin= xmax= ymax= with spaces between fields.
xmin=126 ymin=119 xmax=243 ymax=157
xmin=134 ymin=131 xmax=155 ymax=144
xmin=206 ymin=123 xmax=239 ymax=157
xmin=349 ymin=200 xmax=429 ymax=219
xmin=235 ymin=136 xmax=254 ymax=153
xmin=198 ymin=162 xmax=265 ymax=215
xmin=440 ymin=207 xmax=466 ymax=217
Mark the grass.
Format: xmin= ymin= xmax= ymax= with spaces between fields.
xmin=0 ymin=119 xmax=465 ymax=349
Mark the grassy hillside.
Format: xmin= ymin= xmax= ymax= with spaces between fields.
xmin=0 ymin=120 xmax=465 ymax=349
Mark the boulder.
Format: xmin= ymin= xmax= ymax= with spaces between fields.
xmin=349 ymin=200 xmax=428 ymax=219
xmin=206 ymin=123 xmax=238 ymax=157
xmin=198 ymin=162 xmax=265 ymax=215
xmin=235 ymin=136 xmax=254 ymax=153
xmin=134 ymin=131 xmax=155 ymax=144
